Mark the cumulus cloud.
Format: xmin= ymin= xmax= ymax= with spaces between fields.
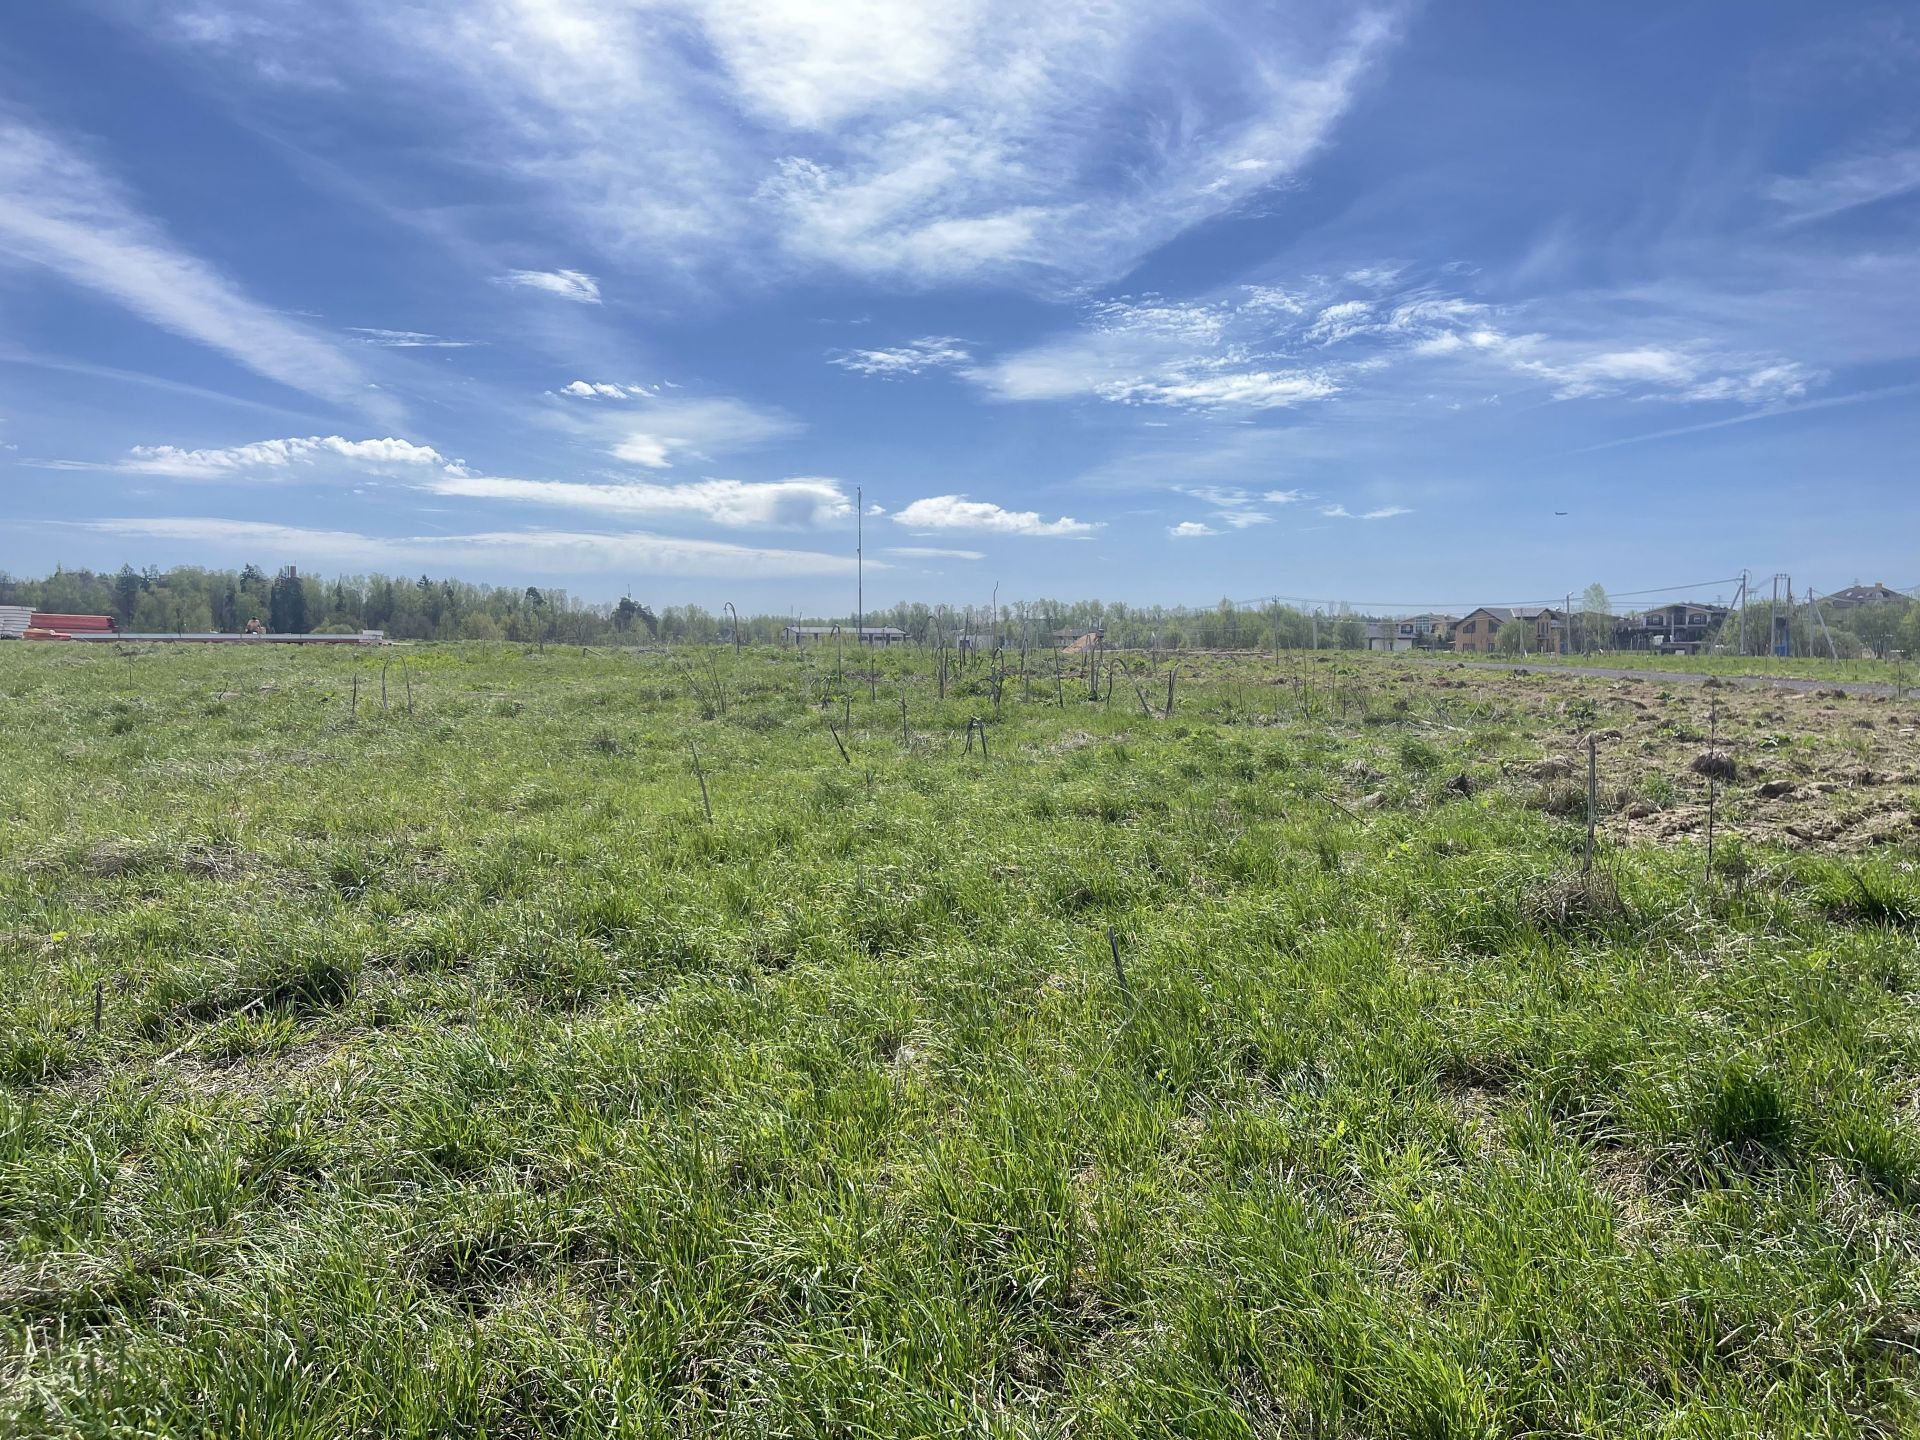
xmin=828 ymin=337 xmax=970 ymax=377
xmin=80 ymin=516 xmax=857 ymax=578
xmin=496 ymin=268 xmax=601 ymax=303
xmin=0 ymin=116 xmax=373 ymax=410
xmin=891 ymin=495 xmax=1097 ymax=537
xmin=1168 ymin=520 xmax=1218 ymax=537
xmin=559 ymin=380 xmax=658 ymax=398
xmin=425 ymin=474 xmax=851 ymax=529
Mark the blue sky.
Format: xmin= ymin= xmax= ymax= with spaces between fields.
xmin=2 ymin=1 xmax=1916 ymax=613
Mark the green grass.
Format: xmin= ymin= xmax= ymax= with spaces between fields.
xmin=3 ymin=642 xmax=1918 ymax=1437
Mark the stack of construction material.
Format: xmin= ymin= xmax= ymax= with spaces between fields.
xmin=25 ymin=612 xmax=116 ymax=640
xmin=0 ymin=605 xmax=31 ymax=639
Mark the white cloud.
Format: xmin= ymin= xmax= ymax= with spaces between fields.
xmin=829 ymin=336 xmax=970 ymax=377
xmin=972 ymin=291 xmax=1344 ymax=413
xmin=80 ymin=516 xmax=856 ymax=578
xmin=426 ymin=474 xmax=851 ymax=529
xmin=884 ymin=546 xmax=985 ymax=560
xmin=0 ymin=117 xmax=373 ymax=410
xmin=548 ymin=388 xmax=802 ymax=469
xmin=892 ymin=495 xmax=1096 ymax=536
xmin=1767 ymin=147 xmax=1920 ymax=225
xmin=559 ymin=379 xmax=658 ymax=398
xmin=1303 ymin=299 xmax=1375 ymax=345
xmin=1168 ymin=521 xmax=1218 ymax=538
xmin=347 ymin=327 xmax=476 ymax=348
xmin=146 ymin=1 xmax=1403 ymax=292
xmin=979 ymin=268 xmax=1823 ymax=416
xmin=116 ymin=434 xmax=456 ymax=479
xmin=496 ymin=268 xmax=601 ymax=303
xmin=1318 ymin=503 xmax=1410 ymax=520
xmin=1171 ymin=484 xmax=1297 ymax=529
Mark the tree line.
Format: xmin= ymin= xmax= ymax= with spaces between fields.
xmin=0 ymin=564 xmax=1912 ymax=657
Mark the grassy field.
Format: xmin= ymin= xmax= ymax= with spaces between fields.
xmin=1446 ymin=650 xmax=1919 ymax=687
xmin=3 ymin=642 xmax=1919 ymax=1437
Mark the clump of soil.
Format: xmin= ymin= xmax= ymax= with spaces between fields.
xmin=1691 ymin=751 xmax=1737 ymax=781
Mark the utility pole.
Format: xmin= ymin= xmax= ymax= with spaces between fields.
xmin=856 ymin=485 xmax=863 ymax=653
xmin=1737 ymin=571 xmax=1747 ymax=656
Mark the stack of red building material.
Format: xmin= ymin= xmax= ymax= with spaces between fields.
xmin=25 ymin=612 xmax=116 ymax=639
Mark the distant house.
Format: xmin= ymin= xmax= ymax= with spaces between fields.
xmin=1451 ymin=606 xmax=1549 ymax=654
xmin=783 ymin=625 xmax=909 ymax=647
xmin=952 ymin=632 xmax=992 ymax=652
xmin=1616 ymin=603 xmax=1729 ymax=656
xmin=1364 ymin=622 xmax=1407 ymax=652
xmin=1824 ymin=582 xmax=1908 ymax=612
xmin=1401 ymin=613 xmax=1457 ymax=649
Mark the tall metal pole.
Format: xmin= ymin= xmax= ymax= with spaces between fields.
xmin=856 ymin=485 xmax=863 ymax=652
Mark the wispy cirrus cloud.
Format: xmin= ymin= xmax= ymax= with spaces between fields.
xmin=426 ymin=474 xmax=851 ymax=529
xmin=77 ymin=516 xmax=857 ymax=577
xmin=1319 ymin=503 xmax=1410 ymax=520
xmin=1171 ymin=484 xmax=1314 ymax=529
xmin=828 ymin=336 xmax=970 ymax=377
xmin=892 ymin=495 xmax=1096 ymax=537
xmin=975 ymin=270 xmax=1823 ymax=414
xmin=145 ymin=1 xmax=1405 ymax=293
xmin=0 ymin=115 xmax=376 ymax=412
xmin=548 ymin=385 xmax=801 ymax=469
xmin=495 ymin=268 xmax=601 ymax=303
xmin=883 ymin=545 xmax=985 ymax=560
xmin=1766 ymin=146 xmax=1920 ymax=225
xmin=347 ymin=327 xmax=477 ymax=348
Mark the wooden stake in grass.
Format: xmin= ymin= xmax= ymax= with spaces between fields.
xmin=688 ymin=740 xmax=713 ymax=823
xmin=93 ymin=979 xmax=104 ymax=1033
xmin=1584 ymin=734 xmax=1598 ymax=875
xmin=900 ymin=686 xmax=909 ymax=747
xmin=1166 ymin=667 xmax=1175 ymax=716
xmin=350 ymin=671 xmax=359 ymax=724
xmin=1706 ymin=693 xmax=1719 ymax=882
xmin=828 ymin=721 xmax=851 ymax=765
xmin=1107 ymin=926 xmax=1129 ymax=997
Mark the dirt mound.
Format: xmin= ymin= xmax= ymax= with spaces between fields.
xmin=1691 ymin=751 xmax=1737 ymax=781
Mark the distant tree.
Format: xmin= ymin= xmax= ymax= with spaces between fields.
xmin=1848 ymin=602 xmax=1906 ymax=659
xmin=1494 ymin=618 xmax=1530 ymax=656
xmin=268 ymin=571 xmax=309 ymax=633
xmin=613 ymin=596 xmax=639 ymax=632
xmin=1333 ymin=614 xmax=1367 ymax=650
xmin=112 ymin=564 xmax=145 ymax=626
